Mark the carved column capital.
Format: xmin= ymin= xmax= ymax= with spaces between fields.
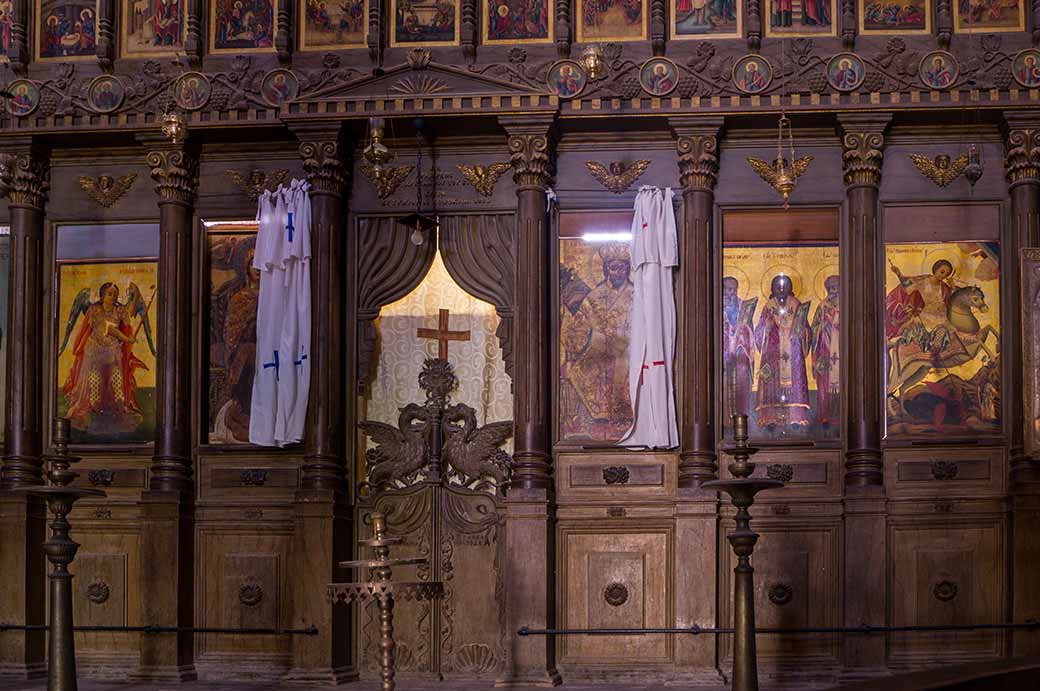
xmin=0 ymin=141 xmax=50 ymax=210
xmin=1003 ymin=113 xmax=1040 ymax=188
xmin=146 ymin=147 xmax=199 ymax=205
xmin=298 ymin=137 xmax=348 ymax=196
xmin=838 ymin=114 xmax=891 ymax=189
xmin=500 ymin=115 xmax=557 ymax=190
xmin=670 ymin=117 xmax=723 ymax=192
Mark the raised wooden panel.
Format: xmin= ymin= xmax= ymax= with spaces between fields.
xmin=720 ymin=522 xmax=842 ymax=669
xmin=721 ymin=449 xmax=842 ymax=499
xmin=195 ymin=526 xmax=293 ymax=677
xmin=196 ymin=454 xmax=301 ymax=503
xmin=887 ymin=519 xmax=1006 ymax=667
xmin=556 ymin=453 xmax=678 ymax=503
xmin=884 ymin=447 xmax=1005 ymax=498
xmin=558 ymin=526 xmax=672 ymax=667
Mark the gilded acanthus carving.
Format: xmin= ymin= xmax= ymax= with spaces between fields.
xmin=147 ymin=149 xmax=199 ymax=204
xmin=506 ymin=131 xmax=554 ymax=189
xmin=299 ymin=139 xmax=347 ymax=195
xmin=841 ymin=131 xmax=885 ymax=188
xmin=1004 ymin=126 xmax=1040 ymax=186
xmin=0 ymin=147 xmax=50 ymax=209
xmin=675 ymin=134 xmax=719 ymax=191
xmin=79 ymin=173 xmax=136 ymax=208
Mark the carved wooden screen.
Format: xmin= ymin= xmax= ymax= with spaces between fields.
xmin=1021 ymin=247 xmax=1040 ymax=456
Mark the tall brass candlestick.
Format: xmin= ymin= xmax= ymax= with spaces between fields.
xmin=14 ymin=418 xmax=106 ymax=691
xmin=703 ymin=414 xmax=784 ymax=691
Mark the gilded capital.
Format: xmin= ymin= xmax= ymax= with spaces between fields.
xmin=299 ymin=139 xmax=347 ymax=195
xmin=0 ymin=147 xmax=50 ymax=210
xmin=841 ymin=131 xmax=885 ymax=188
xmin=506 ymin=131 xmax=554 ymax=189
xmin=1003 ymin=126 xmax=1040 ymax=187
xmin=147 ymin=148 xmax=199 ymax=204
xmin=675 ymin=134 xmax=719 ymax=191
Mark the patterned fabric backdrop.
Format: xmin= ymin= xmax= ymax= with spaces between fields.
xmin=363 ymin=250 xmax=513 ymax=456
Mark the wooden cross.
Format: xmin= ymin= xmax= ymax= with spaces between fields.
xmin=416 ymin=308 xmax=471 ymax=360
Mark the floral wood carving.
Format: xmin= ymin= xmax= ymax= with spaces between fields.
xmin=841 ymin=130 xmax=886 ymax=188
xmin=768 ymin=582 xmax=793 ymax=606
xmin=602 ymin=466 xmax=631 ymax=485
xmin=930 ymin=459 xmax=959 ymax=480
xmin=585 ymin=160 xmax=652 ymax=194
xmin=933 ymin=580 xmax=958 ymax=602
xmin=87 ymin=469 xmax=115 ymax=487
xmin=908 ymin=153 xmax=969 ymax=187
xmin=226 ymin=169 xmax=289 ymax=201
xmin=360 ymin=163 xmax=415 ymax=199
xmin=94 ymin=508 xmax=112 ymax=519
xmin=148 ymin=148 xmax=199 ymax=204
xmin=0 ymin=146 xmax=51 ymax=210
xmin=85 ymin=578 xmax=111 ymax=605
xmin=455 ymin=643 xmax=496 ymax=674
xmin=79 ymin=174 xmax=136 ymax=208
xmin=391 ymin=74 xmax=450 ymax=95
xmin=240 ymin=469 xmax=268 ymax=486
xmin=456 ymin=163 xmax=513 ymax=196
xmin=604 ymin=582 xmax=629 ymax=606
xmin=239 ymin=578 xmax=264 ymax=607
xmin=674 ymin=132 xmax=719 ymax=191
xmin=1004 ymin=125 xmax=1040 ymax=185
xmin=766 ymin=463 xmax=794 ymax=483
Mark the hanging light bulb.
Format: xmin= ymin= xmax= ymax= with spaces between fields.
xmin=396 ymin=119 xmax=438 ymax=246
xmin=363 ymin=117 xmax=394 ymax=174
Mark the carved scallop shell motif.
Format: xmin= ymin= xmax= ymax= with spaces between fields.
xmin=454 ymin=643 xmax=497 ymax=674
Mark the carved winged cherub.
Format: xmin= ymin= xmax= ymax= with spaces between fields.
xmin=358 ymin=403 xmax=429 ymax=490
xmin=442 ymin=403 xmax=513 ymax=491
xmin=456 ymin=162 xmax=513 ymax=196
xmin=79 ymin=173 xmax=137 ymax=208
xmin=746 ymin=155 xmax=814 ymax=189
xmin=225 ymin=169 xmax=290 ymax=201
xmin=585 ymin=160 xmax=652 ymax=194
xmin=908 ymin=153 xmax=969 ymax=187
xmin=360 ymin=162 xmax=415 ymax=199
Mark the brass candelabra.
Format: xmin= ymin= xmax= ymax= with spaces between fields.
xmin=329 ymin=512 xmax=443 ymax=691
xmin=703 ymin=414 xmax=785 ymax=691
xmin=13 ymin=418 xmax=106 ymax=691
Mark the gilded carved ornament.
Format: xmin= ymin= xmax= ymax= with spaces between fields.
xmin=226 ymin=169 xmax=289 ymax=201
xmin=908 ymin=153 xmax=969 ymax=188
xmin=585 ymin=160 xmax=651 ymax=194
xmin=147 ymin=149 xmax=198 ymax=204
xmin=841 ymin=131 xmax=885 ymax=187
xmin=675 ymin=134 xmax=719 ymax=191
xmin=456 ymin=163 xmax=513 ymax=196
xmin=299 ymin=140 xmax=347 ymax=194
xmin=1004 ymin=127 xmax=1040 ymax=185
xmin=360 ymin=163 xmax=415 ymax=199
xmin=506 ymin=132 xmax=554 ymax=189
xmin=79 ymin=173 xmax=136 ymax=208
xmin=0 ymin=150 xmax=50 ymax=209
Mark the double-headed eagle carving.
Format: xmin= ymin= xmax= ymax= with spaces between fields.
xmin=908 ymin=153 xmax=969 ymax=187
xmin=456 ymin=162 xmax=512 ymax=196
xmin=586 ymin=160 xmax=651 ymax=194
xmin=79 ymin=173 xmax=136 ymax=208
xmin=746 ymin=155 xmax=814 ymax=188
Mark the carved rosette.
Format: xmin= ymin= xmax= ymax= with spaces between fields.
xmin=0 ymin=149 xmax=51 ymax=209
xmin=299 ymin=140 xmax=348 ymax=195
xmin=507 ymin=133 xmax=554 ymax=190
xmin=841 ymin=131 xmax=885 ymax=188
xmin=676 ymin=134 xmax=719 ymax=191
xmin=147 ymin=149 xmax=199 ymax=204
xmin=1004 ymin=127 xmax=1040 ymax=187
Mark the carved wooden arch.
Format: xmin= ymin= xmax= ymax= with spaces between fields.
xmin=356 ymin=216 xmax=437 ymax=389
xmin=438 ymin=214 xmax=516 ymax=382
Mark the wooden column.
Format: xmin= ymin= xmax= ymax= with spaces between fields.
xmin=497 ymin=114 xmax=561 ymax=687
xmin=838 ymin=113 xmax=890 ymax=681
xmin=1002 ymin=112 xmax=1040 ymax=657
xmin=670 ymin=117 xmax=723 ymax=488
xmin=0 ymin=139 xmax=49 ymax=678
xmin=668 ymin=117 xmax=725 ymax=683
xmin=286 ymin=125 xmax=354 ymax=683
xmin=134 ymin=136 xmax=199 ymax=682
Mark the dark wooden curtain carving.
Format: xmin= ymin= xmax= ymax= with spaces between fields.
xmin=356 ymin=217 xmax=437 ymax=389
xmin=438 ymin=214 xmax=516 ymax=382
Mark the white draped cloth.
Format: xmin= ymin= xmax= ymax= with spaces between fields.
xmin=619 ymin=187 xmax=679 ymax=449
xmin=249 ymin=180 xmax=312 ymax=447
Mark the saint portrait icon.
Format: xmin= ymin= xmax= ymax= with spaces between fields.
xmin=919 ymin=51 xmax=958 ymax=90
xmin=121 ymin=0 xmax=186 ymax=57
xmin=6 ymin=79 xmax=39 ymax=116
xmin=1012 ymin=49 xmax=1040 ymax=89
xmin=211 ymin=0 xmax=277 ymax=51
xmin=174 ymin=72 xmax=212 ymax=111
xmin=639 ymin=58 xmax=679 ymax=97
xmin=576 ymin=0 xmax=646 ymax=42
xmin=673 ymin=0 xmax=740 ymax=38
xmin=732 ymin=55 xmax=772 ymax=94
xmin=300 ymin=0 xmax=367 ymax=49
xmin=88 ymin=75 xmax=126 ymax=113
xmin=484 ymin=0 xmax=552 ymax=42
xmin=547 ymin=60 xmax=587 ymax=99
xmin=768 ymin=0 xmax=834 ymax=35
xmin=0 ymin=0 xmax=15 ymax=57
xmin=260 ymin=69 xmax=299 ymax=107
xmin=826 ymin=53 xmax=865 ymax=92
xmin=860 ymin=0 xmax=928 ymax=33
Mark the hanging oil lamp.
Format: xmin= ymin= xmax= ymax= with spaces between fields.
xmin=363 ymin=117 xmax=395 ymax=174
xmin=772 ymin=114 xmax=797 ymax=209
xmin=964 ymin=142 xmax=984 ymax=189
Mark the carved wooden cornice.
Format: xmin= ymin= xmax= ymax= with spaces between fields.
xmin=0 ymin=141 xmax=50 ymax=210
xmin=1003 ymin=114 xmax=1040 ymax=187
xmin=670 ymin=117 xmax=723 ymax=192
xmin=299 ymin=138 xmax=348 ymax=196
xmin=146 ymin=147 xmax=199 ymax=205
xmin=838 ymin=114 xmax=892 ymax=189
xmin=500 ymin=116 xmax=557 ymax=190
